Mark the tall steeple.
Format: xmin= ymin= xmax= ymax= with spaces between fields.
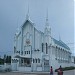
xmin=26 ymin=5 xmax=29 ymax=20
xmin=46 ymin=9 xmax=49 ymax=27
xmin=59 ymin=34 xmax=61 ymax=41
xmin=44 ymin=9 xmax=51 ymax=45
xmin=44 ymin=9 xmax=51 ymax=36
xmin=15 ymin=19 xmax=20 ymax=35
xmin=44 ymin=9 xmax=52 ymax=48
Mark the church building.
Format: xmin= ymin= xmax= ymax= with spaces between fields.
xmin=11 ymin=10 xmax=73 ymax=72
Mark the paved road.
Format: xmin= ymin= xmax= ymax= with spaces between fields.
xmin=0 ymin=70 xmax=75 ymax=75
xmin=62 ymin=70 xmax=75 ymax=75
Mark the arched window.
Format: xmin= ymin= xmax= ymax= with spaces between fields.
xmin=29 ymin=51 xmax=30 ymax=54
xmin=38 ymin=58 xmax=40 ymax=63
xmin=42 ymin=43 xmax=44 ymax=52
xmin=35 ymin=59 xmax=37 ymax=63
xmin=46 ymin=43 xmax=48 ymax=54
xmin=25 ymin=51 xmax=26 ymax=54
xmin=21 ymin=51 xmax=23 ymax=55
xmin=33 ymin=59 xmax=34 ymax=63
xmin=27 ymin=51 xmax=28 ymax=54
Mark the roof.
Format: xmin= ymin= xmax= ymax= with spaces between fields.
xmin=53 ymin=38 xmax=70 ymax=50
xmin=19 ymin=16 xmax=70 ymax=50
xmin=21 ymin=18 xmax=34 ymax=29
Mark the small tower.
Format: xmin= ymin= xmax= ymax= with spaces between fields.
xmin=44 ymin=10 xmax=51 ymax=45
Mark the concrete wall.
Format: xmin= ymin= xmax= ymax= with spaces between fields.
xmin=18 ymin=67 xmax=31 ymax=72
xmin=37 ymin=67 xmax=42 ymax=71
xmin=0 ymin=63 xmax=11 ymax=71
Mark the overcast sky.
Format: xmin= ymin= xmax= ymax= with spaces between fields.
xmin=0 ymin=0 xmax=74 ymax=57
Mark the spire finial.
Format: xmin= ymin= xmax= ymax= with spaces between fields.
xmin=26 ymin=5 xmax=29 ymax=20
xmin=59 ymin=34 xmax=61 ymax=41
xmin=46 ymin=8 xmax=48 ymax=21
xmin=46 ymin=8 xmax=49 ymax=27
xmin=16 ymin=17 xmax=20 ymax=35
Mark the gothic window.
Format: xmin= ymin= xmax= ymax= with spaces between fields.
xmin=21 ymin=59 xmax=23 ymax=63
xmin=29 ymin=51 xmax=30 ymax=54
xmin=55 ymin=46 xmax=57 ymax=58
xmin=35 ymin=59 xmax=37 ymax=63
xmin=25 ymin=51 xmax=26 ymax=54
xmin=21 ymin=51 xmax=23 ymax=55
xmin=27 ymin=51 xmax=28 ymax=54
xmin=33 ymin=59 xmax=34 ymax=63
xmin=19 ymin=51 xmax=20 ymax=54
xmin=27 ymin=60 xmax=30 ymax=64
xmin=46 ymin=43 xmax=48 ymax=54
xmin=42 ymin=43 xmax=44 ymax=52
xmin=38 ymin=58 xmax=40 ymax=63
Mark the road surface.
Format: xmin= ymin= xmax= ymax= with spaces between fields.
xmin=0 ymin=70 xmax=75 ymax=75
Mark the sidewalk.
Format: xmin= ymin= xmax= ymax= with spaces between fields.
xmin=12 ymin=71 xmax=57 ymax=75
xmin=12 ymin=70 xmax=75 ymax=75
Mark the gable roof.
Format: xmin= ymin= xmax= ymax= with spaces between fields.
xmin=21 ymin=19 xmax=34 ymax=28
xmin=53 ymin=38 xmax=70 ymax=50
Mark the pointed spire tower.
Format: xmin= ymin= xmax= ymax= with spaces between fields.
xmin=16 ymin=19 xmax=20 ymax=35
xmin=44 ymin=9 xmax=52 ymax=45
xmin=46 ymin=9 xmax=49 ymax=27
xmin=59 ymin=34 xmax=61 ymax=41
xmin=44 ymin=9 xmax=51 ymax=36
xmin=26 ymin=5 xmax=30 ymax=20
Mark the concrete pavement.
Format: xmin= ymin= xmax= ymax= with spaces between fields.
xmin=0 ymin=70 xmax=75 ymax=75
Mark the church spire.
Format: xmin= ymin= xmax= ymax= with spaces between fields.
xmin=26 ymin=5 xmax=29 ymax=20
xmin=16 ymin=18 xmax=19 ymax=35
xmin=44 ymin=9 xmax=51 ymax=36
xmin=46 ymin=9 xmax=49 ymax=27
xmin=59 ymin=34 xmax=61 ymax=41
xmin=46 ymin=9 xmax=48 ymax=21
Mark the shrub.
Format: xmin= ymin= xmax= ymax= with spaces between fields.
xmin=55 ymin=66 xmax=75 ymax=72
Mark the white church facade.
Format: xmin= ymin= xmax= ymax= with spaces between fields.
xmin=11 ymin=12 xmax=73 ymax=72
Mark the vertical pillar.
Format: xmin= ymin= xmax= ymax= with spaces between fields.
xmin=31 ymin=58 xmax=33 ymax=72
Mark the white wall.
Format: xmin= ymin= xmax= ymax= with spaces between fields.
xmin=18 ymin=67 xmax=31 ymax=72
